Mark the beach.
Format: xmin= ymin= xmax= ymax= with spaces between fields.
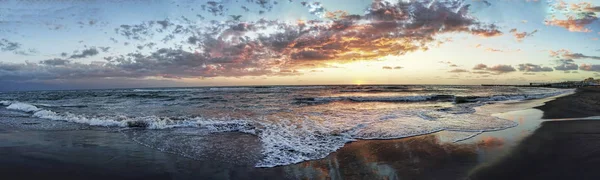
xmin=469 ymin=87 xmax=600 ymax=179
xmin=0 ymin=87 xmax=599 ymax=179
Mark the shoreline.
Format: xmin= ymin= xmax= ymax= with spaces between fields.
xmin=468 ymin=87 xmax=600 ymax=179
xmin=0 ymin=87 xmax=598 ymax=179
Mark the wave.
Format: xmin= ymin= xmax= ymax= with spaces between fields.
xmin=132 ymin=88 xmax=203 ymax=92
xmin=454 ymin=89 xmax=575 ymax=103
xmin=7 ymin=102 xmax=40 ymax=112
xmin=33 ymin=103 xmax=88 ymax=108
xmin=119 ymin=93 xmax=174 ymax=99
xmin=295 ymin=89 xmax=575 ymax=105
xmin=0 ymin=100 xmax=12 ymax=106
xmin=294 ymin=95 xmax=454 ymax=104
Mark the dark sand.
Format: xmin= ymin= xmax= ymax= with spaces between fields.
xmin=469 ymin=120 xmax=600 ymax=179
xmin=469 ymin=87 xmax=600 ymax=179
xmin=535 ymin=87 xmax=600 ymax=119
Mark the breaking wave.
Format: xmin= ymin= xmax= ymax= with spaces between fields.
xmin=295 ymin=88 xmax=575 ymax=105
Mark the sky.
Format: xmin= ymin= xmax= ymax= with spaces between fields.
xmin=0 ymin=0 xmax=599 ymax=91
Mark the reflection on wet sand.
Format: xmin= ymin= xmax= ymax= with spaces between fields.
xmin=469 ymin=120 xmax=600 ymax=180
xmin=284 ymin=134 xmax=506 ymax=179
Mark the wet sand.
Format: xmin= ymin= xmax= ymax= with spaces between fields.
xmin=2 ymin=88 xmax=600 ymax=179
xmin=469 ymin=120 xmax=600 ymax=179
xmin=469 ymin=87 xmax=600 ymax=179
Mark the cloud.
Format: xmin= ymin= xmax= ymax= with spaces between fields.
xmin=279 ymin=0 xmax=502 ymax=67
xmin=549 ymin=49 xmax=600 ymax=60
xmin=382 ymin=66 xmax=402 ymax=70
xmin=517 ymin=63 xmax=553 ymax=72
xmin=448 ymin=69 xmax=469 ymax=73
xmin=471 ymin=71 xmax=491 ymax=74
xmin=13 ymin=48 xmax=39 ymax=56
xmin=580 ymin=64 xmax=600 ymax=72
xmin=546 ymin=1 xmax=599 ymax=32
xmin=554 ymin=59 xmax=579 ymax=71
xmin=567 ymin=2 xmax=600 ymax=13
xmin=509 ymin=28 xmax=538 ymax=42
xmin=485 ymin=48 xmax=503 ymax=52
xmin=563 ymin=53 xmax=600 ymax=60
xmin=0 ymin=61 xmax=128 ymax=81
xmin=439 ymin=61 xmax=457 ymax=67
xmin=70 ymin=47 xmax=100 ymax=59
xmin=544 ymin=16 xmax=596 ymax=32
xmin=585 ymin=6 xmax=600 ymax=12
xmin=473 ymin=64 xmax=488 ymax=70
xmin=39 ymin=58 xmax=70 ymax=66
xmin=0 ymin=38 xmax=22 ymax=52
xmin=471 ymin=64 xmax=516 ymax=74
xmin=487 ymin=65 xmax=516 ymax=73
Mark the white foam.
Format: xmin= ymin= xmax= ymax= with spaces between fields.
xmin=209 ymin=87 xmax=255 ymax=91
xmin=457 ymin=88 xmax=575 ymax=104
xmin=283 ymin=86 xmax=327 ymax=90
xmin=33 ymin=110 xmax=126 ymax=127
xmin=6 ymin=102 xmax=40 ymax=112
xmin=29 ymin=110 xmax=258 ymax=131
xmin=348 ymin=95 xmax=435 ymax=102
xmin=297 ymin=95 xmax=441 ymax=104
xmin=132 ymin=88 xmax=203 ymax=92
xmin=254 ymin=118 xmax=354 ymax=167
xmin=0 ymin=100 xmax=12 ymax=106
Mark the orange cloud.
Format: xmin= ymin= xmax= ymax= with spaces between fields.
xmin=509 ymin=28 xmax=538 ymax=42
xmin=546 ymin=1 xmax=599 ymax=32
xmin=550 ymin=49 xmax=600 ymax=60
xmin=545 ymin=16 xmax=596 ymax=32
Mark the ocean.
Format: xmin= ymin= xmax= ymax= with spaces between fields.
xmin=0 ymin=85 xmax=573 ymax=167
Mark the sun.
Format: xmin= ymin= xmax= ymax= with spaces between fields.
xmin=354 ymin=80 xmax=364 ymax=85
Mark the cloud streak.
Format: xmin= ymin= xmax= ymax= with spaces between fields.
xmin=509 ymin=28 xmax=538 ymax=42
xmin=70 ymin=47 xmax=100 ymax=59
xmin=550 ymin=49 xmax=600 ymax=60
xmin=554 ymin=59 xmax=578 ymax=71
xmin=580 ymin=64 xmax=600 ymax=72
xmin=517 ymin=63 xmax=553 ymax=72
xmin=471 ymin=64 xmax=516 ymax=74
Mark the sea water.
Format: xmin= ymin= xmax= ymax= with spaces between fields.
xmin=0 ymin=85 xmax=574 ymax=167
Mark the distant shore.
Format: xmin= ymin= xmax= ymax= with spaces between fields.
xmin=470 ymin=87 xmax=600 ymax=179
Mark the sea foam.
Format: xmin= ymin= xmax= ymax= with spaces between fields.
xmin=7 ymin=102 xmax=40 ymax=112
xmin=0 ymin=100 xmax=11 ymax=106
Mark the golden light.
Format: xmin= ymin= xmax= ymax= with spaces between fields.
xmin=354 ymin=80 xmax=364 ymax=85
